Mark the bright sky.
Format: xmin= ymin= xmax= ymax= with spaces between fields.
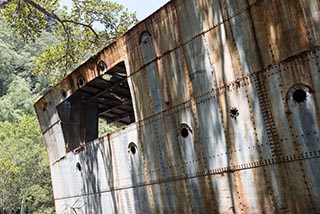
xmin=60 ymin=0 xmax=170 ymax=21
xmin=114 ymin=0 xmax=170 ymax=20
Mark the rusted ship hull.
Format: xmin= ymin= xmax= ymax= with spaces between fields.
xmin=35 ymin=0 xmax=320 ymax=213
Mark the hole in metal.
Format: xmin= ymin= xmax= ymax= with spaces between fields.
xmin=181 ymin=127 xmax=189 ymax=138
xmin=78 ymin=78 xmax=84 ymax=87
xmin=76 ymin=162 xmax=81 ymax=171
xmin=230 ymin=107 xmax=239 ymax=119
xmin=128 ymin=142 xmax=137 ymax=155
xmin=293 ymin=89 xmax=307 ymax=103
xmin=98 ymin=61 xmax=107 ymax=73
xmin=61 ymin=90 xmax=67 ymax=98
xmin=130 ymin=145 xmax=136 ymax=154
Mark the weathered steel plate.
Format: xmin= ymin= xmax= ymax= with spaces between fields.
xmin=34 ymin=0 xmax=320 ymax=213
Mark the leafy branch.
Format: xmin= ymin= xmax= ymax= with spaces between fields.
xmin=22 ymin=0 xmax=102 ymax=75
xmin=1 ymin=0 xmax=138 ymax=85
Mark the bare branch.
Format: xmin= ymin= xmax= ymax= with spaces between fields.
xmin=61 ymin=19 xmax=99 ymax=42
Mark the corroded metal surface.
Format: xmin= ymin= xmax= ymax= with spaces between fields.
xmin=34 ymin=0 xmax=320 ymax=213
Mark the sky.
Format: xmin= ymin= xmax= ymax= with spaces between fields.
xmin=60 ymin=0 xmax=170 ymax=21
xmin=113 ymin=0 xmax=170 ymax=20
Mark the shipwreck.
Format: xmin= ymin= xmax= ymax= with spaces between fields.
xmin=35 ymin=0 xmax=320 ymax=213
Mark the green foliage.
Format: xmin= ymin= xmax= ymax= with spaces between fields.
xmin=0 ymin=22 xmax=57 ymax=95
xmin=0 ymin=22 xmax=55 ymax=213
xmin=70 ymin=0 xmax=137 ymax=40
xmin=0 ymin=0 xmax=59 ymax=40
xmin=98 ymin=119 xmax=121 ymax=137
xmin=0 ymin=76 xmax=35 ymax=122
xmin=0 ymin=0 xmax=138 ymax=212
xmin=0 ymin=59 xmax=14 ymax=96
xmin=1 ymin=0 xmax=138 ymax=85
xmin=0 ymin=115 xmax=54 ymax=213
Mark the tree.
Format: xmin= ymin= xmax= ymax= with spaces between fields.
xmin=0 ymin=115 xmax=54 ymax=213
xmin=0 ymin=22 xmax=58 ymax=95
xmin=0 ymin=1 xmax=138 ymax=212
xmin=0 ymin=76 xmax=35 ymax=122
xmin=0 ymin=0 xmax=138 ymax=84
xmin=0 ymin=22 xmax=58 ymax=212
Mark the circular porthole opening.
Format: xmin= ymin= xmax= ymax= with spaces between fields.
xmin=128 ymin=142 xmax=137 ymax=155
xmin=179 ymin=123 xmax=192 ymax=139
xmin=61 ymin=90 xmax=67 ymax=98
xmin=181 ymin=127 xmax=189 ymax=138
xmin=130 ymin=146 xmax=136 ymax=154
xmin=78 ymin=78 xmax=85 ymax=87
xmin=293 ymin=89 xmax=307 ymax=103
xmin=98 ymin=61 xmax=107 ymax=73
xmin=287 ymin=83 xmax=312 ymax=104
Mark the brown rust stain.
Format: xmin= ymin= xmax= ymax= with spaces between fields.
xmin=35 ymin=0 xmax=320 ymax=213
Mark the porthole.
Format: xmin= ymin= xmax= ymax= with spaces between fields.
xmin=98 ymin=61 xmax=107 ymax=73
xmin=181 ymin=127 xmax=189 ymax=138
xmin=130 ymin=146 xmax=136 ymax=154
xmin=78 ymin=77 xmax=85 ymax=87
xmin=287 ymin=83 xmax=312 ymax=104
xmin=128 ymin=142 xmax=137 ymax=155
xmin=140 ymin=32 xmax=152 ymax=45
xmin=61 ymin=90 xmax=67 ymax=98
xmin=179 ymin=123 xmax=192 ymax=139
xmin=292 ymin=89 xmax=307 ymax=103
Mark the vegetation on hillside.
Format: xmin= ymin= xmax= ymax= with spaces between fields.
xmin=0 ymin=0 xmax=137 ymax=212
